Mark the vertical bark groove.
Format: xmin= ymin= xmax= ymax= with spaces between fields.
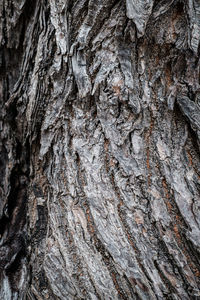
xmin=1 ymin=0 xmax=200 ymax=299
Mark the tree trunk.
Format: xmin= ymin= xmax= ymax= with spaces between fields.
xmin=1 ymin=0 xmax=200 ymax=299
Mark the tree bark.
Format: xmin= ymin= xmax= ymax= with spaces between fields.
xmin=1 ymin=0 xmax=200 ymax=299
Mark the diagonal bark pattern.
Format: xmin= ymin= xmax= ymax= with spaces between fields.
xmin=0 ymin=0 xmax=200 ymax=299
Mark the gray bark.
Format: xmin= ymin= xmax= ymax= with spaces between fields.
xmin=1 ymin=0 xmax=200 ymax=299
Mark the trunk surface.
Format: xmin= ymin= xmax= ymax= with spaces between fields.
xmin=0 ymin=0 xmax=200 ymax=299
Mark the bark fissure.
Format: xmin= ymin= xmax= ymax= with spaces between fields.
xmin=1 ymin=0 xmax=200 ymax=299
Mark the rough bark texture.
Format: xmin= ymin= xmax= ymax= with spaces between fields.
xmin=1 ymin=0 xmax=200 ymax=299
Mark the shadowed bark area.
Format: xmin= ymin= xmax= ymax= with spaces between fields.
xmin=0 ymin=0 xmax=200 ymax=299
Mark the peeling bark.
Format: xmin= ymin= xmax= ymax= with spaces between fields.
xmin=1 ymin=0 xmax=200 ymax=299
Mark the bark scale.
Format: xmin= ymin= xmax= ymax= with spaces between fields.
xmin=0 ymin=0 xmax=200 ymax=299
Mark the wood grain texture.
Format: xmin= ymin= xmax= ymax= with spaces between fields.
xmin=0 ymin=0 xmax=200 ymax=299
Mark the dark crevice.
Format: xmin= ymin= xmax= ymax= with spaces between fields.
xmin=0 ymin=76 xmax=30 ymax=292
xmin=174 ymin=101 xmax=200 ymax=157
xmin=83 ymin=201 xmax=139 ymax=299
xmin=6 ymin=248 xmax=26 ymax=275
xmin=187 ymin=123 xmax=200 ymax=157
xmin=17 ymin=0 xmax=38 ymax=46
xmin=156 ymin=230 xmax=195 ymax=297
xmin=153 ymin=260 xmax=176 ymax=299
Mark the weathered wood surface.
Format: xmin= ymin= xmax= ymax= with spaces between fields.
xmin=0 ymin=0 xmax=200 ymax=299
